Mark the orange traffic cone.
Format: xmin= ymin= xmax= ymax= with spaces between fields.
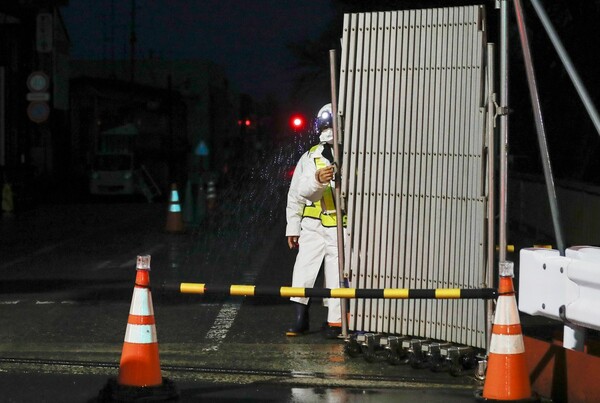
xmin=165 ymin=183 xmax=185 ymax=233
xmin=118 ymin=255 xmax=162 ymax=387
xmin=477 ymin=261 xmax=538 ymax=402
xmin=98 ymin=255 xmax=177 ymax=401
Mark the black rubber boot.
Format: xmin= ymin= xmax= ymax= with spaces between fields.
xmin=285 ymin=302 xmax=309 ymax=336
xmin=323 ymin=324 xmax=342 ymax=339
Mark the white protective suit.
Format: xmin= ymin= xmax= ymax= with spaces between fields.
xmin=285 ymin=134 xmax=342 ymax=325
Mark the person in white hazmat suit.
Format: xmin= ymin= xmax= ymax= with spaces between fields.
xmin=285 ymin=103 xmax=345 ymax=339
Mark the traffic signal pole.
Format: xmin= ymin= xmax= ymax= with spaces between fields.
xmin=329 ymin=49 xmax=349 ymax=338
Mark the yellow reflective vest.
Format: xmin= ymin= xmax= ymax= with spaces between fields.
xmin=301 ymin=145 xmax=347 ymax=228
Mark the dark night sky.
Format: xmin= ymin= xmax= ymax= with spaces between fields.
xmin=60 ymin=0 xmax=335 ymax=101
xmin=59 ymin=1 xmax=600 ymax=183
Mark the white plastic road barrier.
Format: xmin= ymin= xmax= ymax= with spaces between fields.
xmin=519 ymin=246 xmax=600 ymax=333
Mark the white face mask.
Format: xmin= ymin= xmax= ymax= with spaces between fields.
xmin=319 ymin=128 xmax=334 ymax=144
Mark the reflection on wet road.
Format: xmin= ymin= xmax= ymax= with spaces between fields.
xmin=0 ymin=149 xmax=485 ymax=401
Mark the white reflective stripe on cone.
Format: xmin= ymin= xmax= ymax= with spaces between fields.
xmin=493 ymin=296 xmax=520 ymax=325
xmin=124 ymin=324 xmax=158 ymax=344
xmin=129 ymin=288 xmax=154 ymax=316
xmin=489 ymin=334 xmax=525 ymax=354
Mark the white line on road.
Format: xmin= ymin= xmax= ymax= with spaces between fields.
xmin=0 ymin=300 xmax=79 ymax=306
xmin=202 ymin=302 xmax=242 ymax=352
xmin=201 ymin=233 xmax=277 ymax=352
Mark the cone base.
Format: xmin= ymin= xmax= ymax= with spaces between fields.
xmin=474 ymin=389 xmax=540 ymax=402
xmin=98 ymin=377 xmax=178 ymax=402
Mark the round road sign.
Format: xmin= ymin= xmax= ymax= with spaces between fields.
xmin=27 ymin=101 xmax=50 ymax=123
xmin=27 ymin=71 xmax=50 ymax=92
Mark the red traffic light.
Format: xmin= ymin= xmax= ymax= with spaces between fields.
xmin=290 ymin=114 xmax=306 ymax=130
xmin=238 ymin=119 xmax=253 ymax=129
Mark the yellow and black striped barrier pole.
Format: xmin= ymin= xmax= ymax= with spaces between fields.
xmin=165 ymin=283 xmax=498 ymax=300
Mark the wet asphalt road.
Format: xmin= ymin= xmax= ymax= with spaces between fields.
xmin=0 ymin=188 xmax=485 ymax=402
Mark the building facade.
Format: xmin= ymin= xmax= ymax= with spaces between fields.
xmin=0 ymin=0 xmax=70 ymax=205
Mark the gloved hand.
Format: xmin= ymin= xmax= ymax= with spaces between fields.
xmin=288 ymin=235 xmax=299 ymax=249
xmin=315 ymin=166 xmax=334 ymax=184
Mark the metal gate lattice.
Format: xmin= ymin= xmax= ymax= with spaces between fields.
xmin=338 ymin=6 xmax=488 ymax=348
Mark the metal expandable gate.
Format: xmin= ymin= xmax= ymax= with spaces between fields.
xmin=338 ymin=6 xmax=489 ymax=348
